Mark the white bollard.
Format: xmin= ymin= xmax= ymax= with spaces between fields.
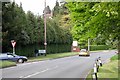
xmin=92 ymin=73 xmax=98 ymax=80
xmin=93 ymin=63 xmax=98 ymax=80
xmin=92 ymin=73 xmax=96 ymax=80
xmin=94 ymin=65 xmax=97 ymax=73
xmin=96 ymin=60 xmax=99 ymax=72
xmin=98 ymin=57 xmax=102 ymax=67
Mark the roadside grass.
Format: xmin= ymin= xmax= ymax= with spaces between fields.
xmin=86 ymin=54 xmax=119 ymax=80
xmin=110 ymin=54 xmax=119 ymax=60
xmin=0 ymin=52 xmax=78 ymax=68
xmin=97 ymin=60 xmax=118 ymax=78
xmin=28 ymin=52 xmax=79 ymax=62
xmin=0 ymin=61 xmax=16 ymax=68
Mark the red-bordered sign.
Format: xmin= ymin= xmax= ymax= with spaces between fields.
xmin=11 ymin=40 xmax=16 ymax=48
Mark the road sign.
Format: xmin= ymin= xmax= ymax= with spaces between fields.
xmin=39 ymin=50 xmax=46 ymax=53
xmin=11 ymin=40 xmax=16 ymax=54
xmin=72 ymin=41 xmax=78 ymax=46
xmin=11 ymin=41 xmax=16 ymax=48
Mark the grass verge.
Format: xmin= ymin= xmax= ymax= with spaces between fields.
xmin=0 ymin=61 xmax=16 ymax=68
xmin=0 ymin=52 xmax=79 ymax=68
xmin=86 ymin=54 xmax=119 ymax=80
xmin=28 ymin=52 xmax=79 ymax=62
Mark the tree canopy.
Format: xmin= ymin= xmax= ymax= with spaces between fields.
xmin=2 ymin=1 xmax=73 ymax=52
xmin=66 ymin=2 xmax=120 ymax=52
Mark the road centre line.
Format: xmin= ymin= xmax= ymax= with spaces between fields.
xmin=22 ymin=68 xmax=49 ymax=78
xmin=24 ymin=72 xmax=41 ymax=78
xmin=19 ymin=66 xmax=58 ymax=78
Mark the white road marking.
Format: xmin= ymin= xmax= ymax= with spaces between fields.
xmin=19 ymin=76 xmax=23 ymax=78
xmin=41 ymin=68 xmax=49 ymax=73
xmin=24 ymin=72 xmax=40 ymax=78
xmin=20 ymin=68 xmax=49 ymax=78
xmin=19 ymin=65 xmax=59 ymax=78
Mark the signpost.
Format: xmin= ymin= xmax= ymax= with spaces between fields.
xmin=11 ymin=40 xmax=16 ymax=54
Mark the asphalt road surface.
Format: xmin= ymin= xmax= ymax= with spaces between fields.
xmin=1 ymin=50 xmax=117 ymax=79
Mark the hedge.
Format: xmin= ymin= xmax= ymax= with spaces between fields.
xmin=15 ymin=44 xmax=72 ymax=57
xmin=80 ymin=45 xmax=110 ymax=51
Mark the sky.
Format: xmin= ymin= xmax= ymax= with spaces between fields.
xmin=11 ymin=0 xmax=58 ymax=15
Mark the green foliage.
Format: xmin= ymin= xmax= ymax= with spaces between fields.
xmin=16 ymin=44 xmax=72 ymax=57
xmin=90 ymin=45 xmax=110 ymax=51
xmin=53 ymin=1 xmax=60 ymax=16
xmin=66 ymin=2 xmax=119 ymax=52
xmin=53 ymin=1 xmax=72 ymax=30
xmin=2 ymin=1 xmax=73 ymax=54
xmin=80 ymin=45 xmax=110 ymax=51
xmin=2 ymin=2 xmax=28 ymax=52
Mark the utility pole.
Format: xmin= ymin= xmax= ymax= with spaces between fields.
xmin=44 ymin=0 xmax=47 ymax=56
xmin=88 ymin=38 xmax=90 ymax=52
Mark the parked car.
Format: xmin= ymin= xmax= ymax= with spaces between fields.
xmin=0 ymin=52 xmax=28 ymax=63
xmin=79 ymin=49 xmax=90 ymax=56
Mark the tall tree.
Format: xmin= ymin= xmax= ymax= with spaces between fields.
xmin=53 ymin=1 xmax=60 ymax=16
xmin=2 ymin=2 xmax=29 ymax=52
xmin=66 ymin=2 xmax=120 ymax=53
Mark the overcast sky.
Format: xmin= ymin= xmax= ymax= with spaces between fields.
xmin=11 ymin=0 xmax=58 ymax=15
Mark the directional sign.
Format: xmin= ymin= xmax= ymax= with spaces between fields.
xmin=39 ymin=50 xmax=46 ymax=53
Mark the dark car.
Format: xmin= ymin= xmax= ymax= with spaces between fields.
xmin=0 ymin=52 xmax=28 ymax=63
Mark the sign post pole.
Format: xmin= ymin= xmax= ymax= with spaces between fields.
xmin=11 ymin=40 xmax=16 ymax=54
xmin=13 ymin=46 xmax=15 ymax=54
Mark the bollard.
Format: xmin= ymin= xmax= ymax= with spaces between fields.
xmin=98 ymin=57 xmax=102 ymax=67
xmin=96 ymin=60 xmax=99 ymax=72
xmin=93 ymin=63 xmax=98 ymax=80
xmin=92 ymin=73 xmax=98 ymax=80
xmin=94 ymin=63 xmax=97 ymax=73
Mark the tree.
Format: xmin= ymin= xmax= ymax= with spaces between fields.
xmin=2 ymin=2 xmax=29 ymax=52
xmin=53 ymin=1 xmax=60 ymax=16
xmin=66 ymin=2 xmax=120 ymax=53
xmin=2 ymin=1 xmax=73 ymax=53
xmin=44 ymin=5 xmax=51 ymax=14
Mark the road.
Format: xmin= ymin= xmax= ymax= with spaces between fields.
xmin=1 ymin=50 xmax=116 ymax=79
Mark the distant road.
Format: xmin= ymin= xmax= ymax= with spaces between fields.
xmin=2 ymin=50 xmax=116 ymax=78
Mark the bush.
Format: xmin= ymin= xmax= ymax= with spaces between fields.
xmin=16 ymin=44 xmax=72 ymax=57
xmin=80 ymin=45 xmax=110 ymax=51
xmin=90 ymin=45 xmax=110 ymax=51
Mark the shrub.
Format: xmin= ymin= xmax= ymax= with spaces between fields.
xmin=90 ymin=45 xmax=110 ymax=51
xmin=16 ymin=44 xmax=72 ymax=57
xmin=80 ymin=45 xmax=110 ymax=51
